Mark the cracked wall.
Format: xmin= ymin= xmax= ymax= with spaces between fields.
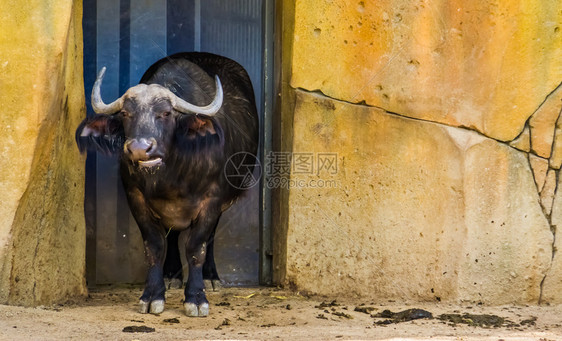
xmin=0 ymin=1 xmax=87 ymax=306
xmin=275 ymin=0 xmax=562 ymax=304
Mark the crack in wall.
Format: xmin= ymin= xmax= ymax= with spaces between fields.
xmin=525 ymin=87 xmax=562 ymax=304
xmin=511 ymin=81 xmax=562 ymax=148
xmin=296 ymin=87 xmax=504 ymax=142
xmin=529 ymin=153 xmax=558 ymax=304
xmin=535 ymin=156 xmax=560 ymax=305
xmin=295 ymin=86 xmax=554 ymax=156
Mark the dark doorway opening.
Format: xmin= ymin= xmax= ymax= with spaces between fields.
xmin=82 ymin=0 xmax=273 ymax=287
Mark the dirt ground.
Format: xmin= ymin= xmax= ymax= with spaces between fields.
xmin=0 ymin=285 xmax=561 ymax=341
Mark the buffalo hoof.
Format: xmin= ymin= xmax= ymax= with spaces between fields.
xmin=204 ymin=279 xmax=222 ymax=292
xmin=184 ymin=302 xmax=209 ymax=317
xmin=139 ymin=299 xmax=165 ymax=314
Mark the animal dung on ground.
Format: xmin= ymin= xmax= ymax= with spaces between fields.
xmin=122 ymin=325 xmax=156 ymax=333
xmin=438 ymin=313 xmax=507 ymax=328
xmin=373 ymin=308 xmax=433 ymax=325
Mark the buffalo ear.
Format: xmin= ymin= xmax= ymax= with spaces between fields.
xmin=75 ymin=114 xmax=125 ymax=155
xmin=175 ymin=115 xmax=225 ymax=151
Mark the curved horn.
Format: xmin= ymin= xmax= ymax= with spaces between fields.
xmin=172 ymin=75 xmax=223 ymax=116
xmin=91 ymin=67 xmax=124 ymax=114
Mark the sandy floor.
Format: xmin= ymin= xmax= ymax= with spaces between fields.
xmin=0 ymin=285 xmax=561 ymax=340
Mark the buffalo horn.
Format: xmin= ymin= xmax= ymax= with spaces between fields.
xmin=91 ymin=67 xmax=124 ymax=114
xmin=172 ymin=75 xmax=223 ymax=116
xmin=91 ymin=68 xmax=223 ymax=116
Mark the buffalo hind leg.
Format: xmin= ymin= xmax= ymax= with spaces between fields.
xmin=182 ymin=209 xmax=221 ymax=317
xmin=179 ymin=231 xmax=189 ymax=287
xmin=164 ymin=230 xmax=183 ymax=289
xmin=179 ymin=226 xmax=221 ymax=292
xmin=202 ymin=224 xmax=221 ymax=292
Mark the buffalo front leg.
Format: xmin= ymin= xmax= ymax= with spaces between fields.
xmin=181 ymin=210 xmax=221 ymax=317
xmin=202 ymin=220 xmax=222 ymax=291
xmin=124 ymin=186 xmax=167 ymax=314
xmin=138 ymin=227 xmax=167 ymax=314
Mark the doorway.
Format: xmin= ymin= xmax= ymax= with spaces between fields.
xmin=82 ymin=0 xmax=273 ymax=287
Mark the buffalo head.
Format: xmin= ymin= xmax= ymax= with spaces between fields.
xmin=78 ymin=67 xmax=223 ymax=168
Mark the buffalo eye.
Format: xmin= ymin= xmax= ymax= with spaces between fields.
xmin=120 ymin=110 xmax=132 ymax=118
xmin=157 ymin=111 xmax=171 ymax=119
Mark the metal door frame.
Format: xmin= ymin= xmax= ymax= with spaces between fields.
xmin=259 ymin=0 xmax=274 ymax=285
xmin=83 ymin=0 xmax=275 ymax=286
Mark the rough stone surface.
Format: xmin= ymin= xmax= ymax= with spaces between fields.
xmin=290 ymin=0 xmax=562 ymax=142
xmin=283 ymin=90 xmax=553 ymax=304
xmin=0 ymin=1 xmax=87 ymax=305
xmin=458 ymin=139 xmax=552 ymax=303
xmin=529 ymin=85 xmax=562 ymax=158
xmin=276 ymin=0 xmax=562 ymax=306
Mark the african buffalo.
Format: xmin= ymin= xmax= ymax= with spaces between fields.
xmin=76 ymin=52 xmax=259 ymax=317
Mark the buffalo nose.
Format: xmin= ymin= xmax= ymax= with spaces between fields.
xmin=124 ymin=138 xmax=156 ymax=160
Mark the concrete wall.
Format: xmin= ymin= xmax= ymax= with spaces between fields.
xmin=274 ymin=0 xmax=562 ymax=304
xmin=0 ymin=1 xmax=87 ymax=306
xmin=0 ymin=0 xmax=559 ymax=308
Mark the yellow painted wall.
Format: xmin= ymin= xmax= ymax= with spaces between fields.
xmin=290 ymin=0 xmax=562 ymax=142
xmin=0 ymin=0 xmax=560 ymax=307
xmin=0 ymin=1 xmax=87 ymax=305
xmin=276 ymin=0 xmax=562 ymax=304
